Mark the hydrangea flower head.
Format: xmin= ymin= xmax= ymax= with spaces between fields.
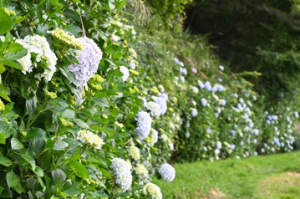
xmin=119 ymin=65 xmax=130 ymax=81
xmin=191 ymin=108 xmax=198 ymax=117
xmin=147 ymin=101 xmax=162 ymax=117
xmin=146 ymin=128 xmax=158 ymax=146
xmin=77 ymin=130 xmax=104 ymax=150
xmin=192 ymin=86 xmax=199 ymax=93
xmin=111 ymin=158 xmax=132 ymax=191
xmin=50 ymin=28 xmax=83 ymax=50
xmin=136 ymin=111 xmax=152 ymax=140
xmin=16 ymin=35 xmax=57 ymax=80
xmin=135 ymin=164 xmax=149 ymax=182
xmin=69 ymin=37 xmax=102 ymax=87
xmin=158 ymin=163 xmax=176 ymax=182
xmin=153 ymin=94 xmax=168 ymax=115
xmin=201 ymin=98 xmax=208 ymax=106
xmin=143 ymin=183 xmax=162 ymax=199
xmin=128 ymin=145 xmax=140 ymax=161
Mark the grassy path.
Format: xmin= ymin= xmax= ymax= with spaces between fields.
xmin=154 ymin=152 xmax=300 ymax=199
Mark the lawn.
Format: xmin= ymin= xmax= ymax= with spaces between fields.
xmin=154 ymin=151 xmax=300 ymax=199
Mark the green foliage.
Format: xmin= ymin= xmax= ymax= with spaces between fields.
xmin=185 ymin=0 xmax=300 ymax=104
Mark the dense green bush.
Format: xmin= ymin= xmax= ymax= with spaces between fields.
xmin=184 ymin=0 xmax=300 ymax=104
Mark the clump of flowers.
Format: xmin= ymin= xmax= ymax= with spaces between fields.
xmin=16 ymin=35 xmax=57 ymax=80
xmin=77 ymin=130 xmax=104 ymax=150
xmin=136 ymin=111 xmax=152 ymax=140
xmin=128 ymin=145 xmax=140 ymax=161
xmin=158 ymin=163 xmax=176 ymax=182
xmin=135 ymin=164 xmax=149 ymax=182
xmin=153 ymin=93 xmax=168 ymax=115
xmin=146 ymin=129 xmax=158 ymax=146
xmin=69 ymin=37 xmax=103 ymax=87
xmin=111 ymin=158 xmax=132 ymax=191
xmin=143 ymin=183 xmax=162 ymax=199
xmin=50 ymin=28 xmax=83 ymax=50
xmin=147 ymin=101 xmax=162 ymax=117
xmin=119 ymin=65 xmax=130 ymax=81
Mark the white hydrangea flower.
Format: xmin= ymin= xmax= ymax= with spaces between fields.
xmin=111 ymin=158 xmax=132 ymax=191
xmin=69 ymin=37 xmax=102 ymax=87
xmin=18 ymin=52 xmax=32 ymax=74
xmin=77 ymin=130 xmax=104 ymax=150
xmin=179 ymin=67 xmax=187 ymax=75
xmin=147 ymin=129 xmax=158 ymax=146
xmin=119 ymin=65 xmax=130 ymax=81
xmin=198 ymin=80 xmax=205 ymax=88
xmin=158 ymin=163 xmax=176 ymax=182
xmin=16 ymin=35 xmax=57 ymax=80
xmin=153 ymin=94 xmax=168 ymax=115
xmin=191 ymin=108 xmax=198 ymax=117
xmin=147 ymin=101 xmax=162 ymax=117
xmin=201 ymin=98 xmax=208 ymax=106
xmin=192 ymin=86 xmax=199 ymax=93
xmin=143 ymin=183 xmax=162 ymax=199
xmin=136 ymin=111 xmax=152 ymax=140
xmin=128 ymin=145 xmax=140 ymax=161
xmin=160 ymin=134 xmax=169 ymax=142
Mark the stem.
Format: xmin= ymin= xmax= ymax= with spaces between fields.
xmin=80 ymin=13 xmax=86 ymax=37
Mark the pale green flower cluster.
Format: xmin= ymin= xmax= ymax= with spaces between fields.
xmin=143 ymin=183 xmax=162 ymax=199
xmin=50 ymin=28 xmax=83 ymax=50
xmin=77 ymin=130 xmax=104 ymax=150
xmin=128 ymin=145 xmax=140 ymax=161
xmin=135 ymin=164 xmax=149 ymax=183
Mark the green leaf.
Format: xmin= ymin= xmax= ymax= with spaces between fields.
xmin=3 ymin=48 xmax=27 ymax=61
xmin=1 ymin=60 xmax=23 ymax=70
xmin=35 ymin=166 xmax=44 ymax=177
xmin=0 ymin=186 xmax=3 ymax=195
xmin=0 ymin=133 xmax=5 ymax=144
xmin=0 ymin=156 xmax=12 ymax=167
xmin=6 ymin=171 xmax=24 ymax=194
xmin=0 ymin=10 xmax=12 ymax=34
xmin=17 ymin=151 xmax=36 ymax=171
xmin=53 ymin=140 xmax=69 ymax=151
xmin=51 ymin=169 xmax=66 ymax=184
xmin=64 ymin=26 xmax=82 ymax=37
xmin=73 ymin=119 xmax=89 ymax=129
xmin=0 ymin=64 xmax=5 ymax=74
xmin=0 ymin=90 xmax=11 ymax=102
xmin=26 ymin=128 xmax=47 ymax=139
xmin=67 ymin=161 xmax=89 ymax=179
xmin=62 ymin=109 xmax=75 ymax=119
xmin=11 ymin=137 xmax=24 ymax=150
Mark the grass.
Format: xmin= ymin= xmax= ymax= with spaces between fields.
xmin=154 ymin=151 xmax=300 ymax=199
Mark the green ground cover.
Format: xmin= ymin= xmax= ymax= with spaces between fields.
xmin=155 ymin=152 xmax=300 ymax=199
